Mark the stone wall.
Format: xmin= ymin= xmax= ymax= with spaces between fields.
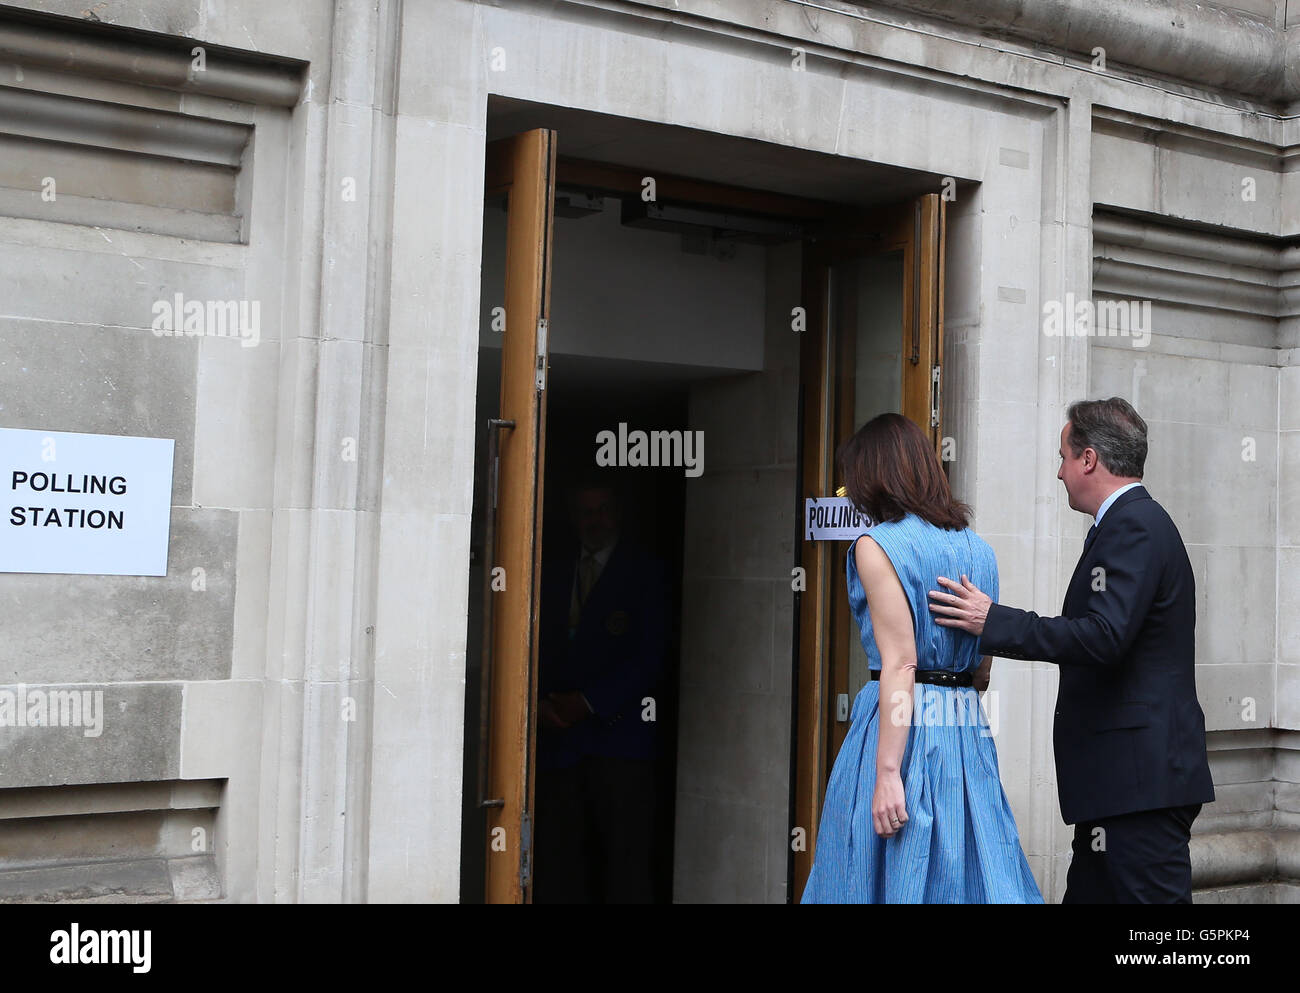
xmin=674 ymin=240 xmax=800 ymax=903
xmin=0 ymin=0 xmax=1295 ymax=902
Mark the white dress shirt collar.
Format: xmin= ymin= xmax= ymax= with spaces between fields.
xmin=581 ymin=537 xmax=618 ymax=567
xmin=1095 ymin=481 xmax=1143 ymax=525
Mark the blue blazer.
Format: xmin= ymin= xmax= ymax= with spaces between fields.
xmin=979 ymin=485 xmax=1215 ymax=824
xmin=537 ymin=539 xmax=670 ymax=767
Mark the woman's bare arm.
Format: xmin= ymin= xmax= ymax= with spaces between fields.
xmin=855 ymin=535 xmax=917 ymax=837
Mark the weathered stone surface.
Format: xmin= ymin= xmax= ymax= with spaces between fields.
xmin=1 ymin=0 xmax=1297 ymax=908
xmin=0 ymin=318 xmax=197 ymax=506
xmin=168 ymin=855 xmax=221 ymax=902
xmin=0 ymin=682 xmax=181 ymax=788
xmin=0 ymin=857 xmax=172 ymax=903
xmin=0 ymin=509 xmax=237 ymax=683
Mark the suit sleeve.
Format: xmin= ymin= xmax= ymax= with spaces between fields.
xmin=581 ymin=556 xmax=670 ymax=720
xmin=980 ymin=512 xmax=1162 ymax=667
xmin=973 ymin=553 xmax=1000 ymax=660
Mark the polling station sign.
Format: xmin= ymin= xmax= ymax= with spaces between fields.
xmin=804 ymin=496 xmax=872 ymax=541
xmin=0 ymin=428 xmax=175 ymax=576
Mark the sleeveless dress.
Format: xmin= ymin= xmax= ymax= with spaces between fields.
xmin=800 ymin=512 xmax=1043 ymax=903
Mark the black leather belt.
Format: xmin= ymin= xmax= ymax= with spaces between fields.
xmin=870 ymin=668 xmax=974 ymax=687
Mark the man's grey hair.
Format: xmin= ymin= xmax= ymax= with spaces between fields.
xmin=1066 ymin=397 xmax=1148 ymax=478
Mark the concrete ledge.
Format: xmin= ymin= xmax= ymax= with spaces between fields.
xmin=0 ymin=7 xmax=305 ymax=107
xmin=0 ymin=854 xmax=218 ymax=903
xmin=863 ymin=0 xmax=1291 ymax=102
xmin=0 ymin=780 xmax=222 ymax=820
xmin=1195 ymin=881 xmax=1300 ymax=904
xmin=1191 ymin=828 xmax=1300 ymax=888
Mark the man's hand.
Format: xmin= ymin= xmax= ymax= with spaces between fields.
xmin=546 ymin=690 xmax=594 ymax=727
xmin=927 ymin=574 xmax=992 ymax=636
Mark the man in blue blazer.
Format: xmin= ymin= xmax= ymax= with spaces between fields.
xmin=928 ymin=397 xmax=1214 ymax=903
xmin=533 ymin=481 xmax=670 ymax=903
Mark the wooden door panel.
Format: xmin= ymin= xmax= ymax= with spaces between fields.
xmin=481 ymin=128 xmax=556 ymax=904
xmin=791 ymin=193 xmax=944 ymax=900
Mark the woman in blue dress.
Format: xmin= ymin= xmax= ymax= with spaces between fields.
xmin=801 ymin=413 xmax=1042 ymax=904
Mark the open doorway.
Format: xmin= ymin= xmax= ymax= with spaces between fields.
xmin=461 ymin=173 xmax=778 ymax=903
xmin=459 ymin=98 xmax=954 ymax=904
xmin=532 ymin=365 xmax=688 ymax=904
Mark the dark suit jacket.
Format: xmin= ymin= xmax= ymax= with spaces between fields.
xmin=537 ymin=538 xmax=670 ymax=768
xmin=980 ymin=485 xmax=1215 ymax=824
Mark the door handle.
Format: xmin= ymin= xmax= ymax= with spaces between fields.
xmin=478 ymin=417 xmax=515 ymax=809
xmin=930 ymin=364 xmax=941 ymax=429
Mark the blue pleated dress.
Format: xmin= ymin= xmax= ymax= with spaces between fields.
xmin=801 ymin=512 xmax=1043 ymax=904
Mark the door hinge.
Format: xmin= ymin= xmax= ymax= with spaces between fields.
xmin=519 ymin=809 xmax=533 ymax=890
xmin=535 ymin=318 xmax=549 ymax=391
xmin=930 ymin=365 xmax=941 ymax=428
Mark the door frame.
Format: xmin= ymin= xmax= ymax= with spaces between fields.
xmin=473 ymin=128 xmax=946 ymax=903
xmin=790 ymin=194 xmax=945 ymax=899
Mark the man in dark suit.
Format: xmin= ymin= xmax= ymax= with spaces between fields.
xmin=532 ymin=481 xmax=669 ymax=903
xmin=927 ymin=397 xmax=1214 ymax=903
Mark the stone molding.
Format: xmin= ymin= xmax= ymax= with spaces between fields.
xmin=858 ymin=0 xmax=1298 ymax=104
xmin=0 ymin=6 xmax=305 ymax=107
xmin=1193 ymin=829 xmax=1300 ymax=888
xmin=1094 ymin=210 xmax=1299 ymax=326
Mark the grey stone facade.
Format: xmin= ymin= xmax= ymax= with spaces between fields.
xmin=0 ymin=0 xmax=1295 ymax=902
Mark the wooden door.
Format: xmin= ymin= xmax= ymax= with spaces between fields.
xmin=479 ymin=128 xmax=556 ymax=904
xmin=790 ymin=193 xmax=944 ymax=899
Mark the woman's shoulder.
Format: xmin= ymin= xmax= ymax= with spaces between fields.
xmin=860 ymin=514 xmax=937 ymax=549
xmin=863 ymin=513 xmax=990 ymax=547
xmin=855 ymin=516 xmax=909 ymax=552
xmin=957 ymin=524 xmax=998 ymax=567
xmin=958 ymin=521 xmax=994 ymax=551
xmin=885 ymin=511 xmax=954 ymax=536
xmin=903 ymin=514 xmax=997 ymax=555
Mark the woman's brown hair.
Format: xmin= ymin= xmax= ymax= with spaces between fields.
xmin=836 ymin=413 xmax=970 ymax=530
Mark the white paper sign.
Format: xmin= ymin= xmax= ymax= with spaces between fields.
xmin=804 ymin=496 xmax=873 ymax=541
xmin=0 ymin=428 xmax=175 ymax=576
